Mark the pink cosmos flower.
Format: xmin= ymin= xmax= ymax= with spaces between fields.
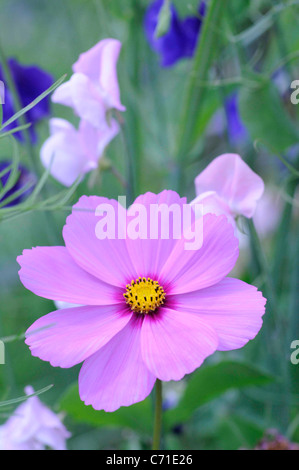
xmin=17 ymin=190 xmax=266 ymax=412
xmin=52 ymin=39 xmax=125 ymax=129
xmin=40 ymin=117 xmax=119 ymax=187
xmin=0 ymin=386 xmax=71 ymax=450
xmin=191 ymin=153 xmax=265 ymax=226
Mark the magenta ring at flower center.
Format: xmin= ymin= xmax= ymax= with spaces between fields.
xmin=123 ymin=277 xmax=166 ymax=315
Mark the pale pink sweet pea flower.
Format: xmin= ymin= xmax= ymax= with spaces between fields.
xmin=17 ymin=190 xmax=266 ymax=412
xmin=235 ymin=187 xmax=283 ymax=258
xmin=191 ymin=153 xmax=265 ymax=225
xmin=252 ymin=187 xmax=282 ymax=239
xmin=52 ymin=39 xmax=125 ymax=129
xmin=40 ymin=117 xmax=119 ymax=187
xmin=0 ymin=386 xmax=71 ymax=450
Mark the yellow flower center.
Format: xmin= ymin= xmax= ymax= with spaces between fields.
xmin=123 ymin=277 xmax=166 ymax=315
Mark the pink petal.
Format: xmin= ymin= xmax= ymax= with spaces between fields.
xmin=141 ymin=307 xmax=218 ymax=381
xmin=49 ymin=118 xmax=74 ymax=135
xmin=79 ymin=317 xmax=156 ymax=411
xmin=160 ymin=213 xmax=239 ymax=294
xmin=17 ymin=246 xmax=121 ymax=305
xmin=63 ymin=196 xmax=138 ymax=287
xmin=25 ymin=305 xmax=132 ymax=368
xmin=171 ymin=277 xmax=266 ymax=350
xmin=41 ymin=118 xmax=119 ymax=187
xmin=195 ymin=153 xmax=264 ymax=218
xmin=125 ymin=190 xmax=188 ymax=279
xmin=79 ymin=118 xmax=119 ymax=161
xmin=51 ymin=81 xmax=75 ymax=107
xmin=63 ymin=73 xmax=108 ymax=129
xmin=73 ymin=38 xmax=126 ymax=112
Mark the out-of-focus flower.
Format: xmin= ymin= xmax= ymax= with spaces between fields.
xmin=18 ymin=190 xmax=265 ymax=412
xmin=52 ymin=39 xmax=125 ymax=129
xmin=162 ymin=381 xmax=185 ymax=411
xmin=144 ymin=0 xmax=206 ymax=67
xmin=224 ymin=93 xmax=248 ymax=146
xmin=40 ymin=117 xmax=119 ymax=187
xmin=0 ymin=161 xmax=35 ymax=207
xmin=0 ymin=58 xmax=53 ymax=142
xmin=0 ymin=386 xmax=71 ymax=450
xmin=191 ymin=153 xmax=264 ymax=227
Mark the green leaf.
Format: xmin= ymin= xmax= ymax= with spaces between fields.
xmin=239 ymin=75 xmax=299 ymax=153
xmin=173 ymin=0 xmax=200 ymax=18
xmin=0 ymin=384 xmax=53 ymax=409
xmin=58 ymin=384 xmax=153 ymax=436
xmin=165 ymin=361 xmax=275 ymax=428
xmin=217 ymin=414 xmax=264 ymax=450
xmin=174 ymin=0 xmax=228 ymax=160
xmin=0 ymin=122 xmax=32 ymax=140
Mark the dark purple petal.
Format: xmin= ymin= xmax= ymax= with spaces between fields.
xmin=0 ymin=161 xmax=35 ymax=207
xmin=144 ymin=1 xmax=206 ymax=67
xmin=224 ymin=92 xmax=248 ymax=145
xmin=144 ymin=0 xmax=186 ymax=67
xmin=0 ymin=58 xmax=53 ymax=143
xmin=182 ymin=1 xmax=206 ymax=57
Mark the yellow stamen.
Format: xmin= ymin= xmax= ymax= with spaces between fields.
xmin=123 ymin=277 xmax=166 ymax=314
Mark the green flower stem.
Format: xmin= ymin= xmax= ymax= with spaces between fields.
xmin=117 ymin=113 xmax=136 ymax=206
xmin=152 ymin=379 xmax=163 ymax=450
xmin=272 ymin=177 xmax=298 ymax=291
xmin=247 ymin=219 xmax=280 ymax=324
xmin=124 ymin=0 xmax=144 ymax=200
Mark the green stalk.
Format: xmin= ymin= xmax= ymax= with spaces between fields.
xmin=152 ymin=379 xmax=163 ymax=450
xmin=272 ymin=177 xmax=298 ymax=291
xmin=124 ymin=0 xmax=143 ymax=199
xmin=0 ymin=38 xmax=66 ymax=243
xmin=247 ymin=219 xmax=280 ymax=325
xmin=247 ymin=218 xmax=292 ymax=430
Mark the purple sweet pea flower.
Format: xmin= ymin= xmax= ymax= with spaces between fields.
xmin=144 ymin=0 xmax=206 ymax=67
xmin=0 ymin=161 xmax=35 ymax=207
xmin=0 ymin=58 xmax=53 ymax=143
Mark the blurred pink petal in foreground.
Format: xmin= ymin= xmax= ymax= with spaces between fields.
xmin=0 ymin=386 xmax=71 ymax=450
xmin=18 ymin=190 xmax=266 ymax=412
xmin=40 ymin=117 xmax=119 ymax=186
xmin=52 ymin=39 xmax=125 ymax=128
xmin=191 ymin=153 xmax=265 ymax=225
